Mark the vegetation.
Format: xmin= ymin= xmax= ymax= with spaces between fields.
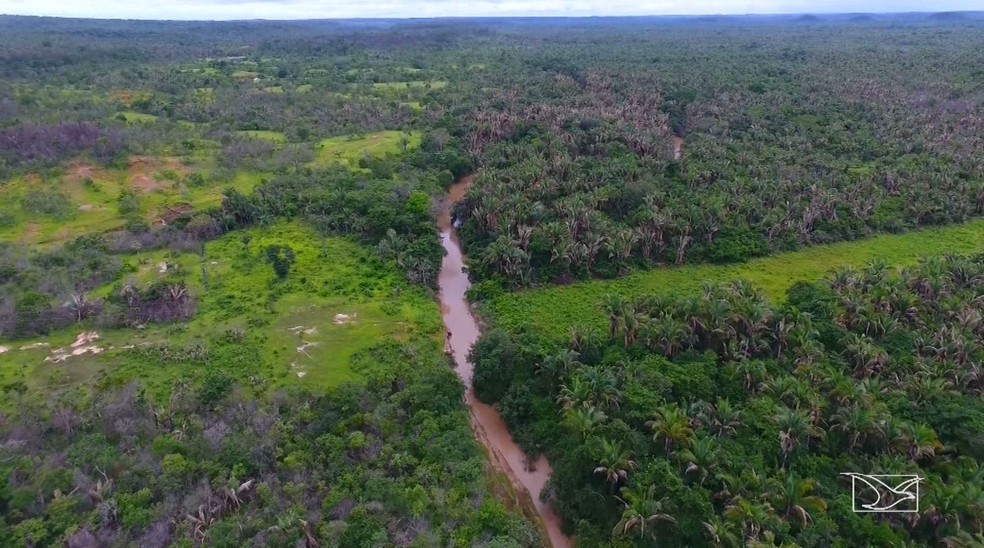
xmin=484 ymin=219 xmax=984 ymax=337
xmin=1 ymin=11 xmax=982 ymax=547
xmin=474 ymin=254 xmax=984 ymax=546
xmin=0 ymin=346 xmax=539 ymax=546
xmin=452 ymin=18 xmax=983 ymax=288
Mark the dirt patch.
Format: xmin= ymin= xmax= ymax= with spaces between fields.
xmin=291 ymin=359 xmax=309 ymax=379
xmin=333 ymin=313 xmax=357 ymax=325
xmin=45 ymin=346 xmax=105 ymax=363
xmin=71 ymin=331 xmax=100 ymax=348
xmin=112 ymin=90 xmax=140 ymax=108
xmin=20 ymin=342 xmax=49 ymax=351
xmin=71 ymin=345 xmax=104 ymax=357
xmin=673 ymin=136 xmax=684 ymax=161
xmin=154 ymin=203 xmax=194 ymax=225
xmin=78 ymin=204 xmax=100 ymax=212
xmin=131 ymin=174 xmax=164 ymax=193
xmin=288 ymin=325 xmax=319 ymax=336
xmin=19 ymin=223 xmax=41 ymax=244
xmin=296 ymin=341 xmax=318 ymax=356
xmin=43 ymin=333 xmax=104 ymax=363
xmin=65 ymin=162 xmax=105 ymax=183
xmin=127 ymin=156 xmax=190 ymax=194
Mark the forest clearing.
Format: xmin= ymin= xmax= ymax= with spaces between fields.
xmin=486 ymin=218 xmax=984 ymax=337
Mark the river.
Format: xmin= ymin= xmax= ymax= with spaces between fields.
xmin=437 ymin=175 xmax=573 ymax=548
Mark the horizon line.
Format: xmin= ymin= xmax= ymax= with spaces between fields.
xmin=0 ymin=10 xmax=981 ymax=24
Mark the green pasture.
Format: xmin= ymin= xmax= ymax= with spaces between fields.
xmin=0 ymin=162 xmax=263 ymax=246
xmin=312 ymin=130 xmax=420 ymax=169
xmin=0 ymin=222 xmax=443 ymax=404
xmin=485 ymin=219 xmax=984 ymax=337
xmin=237 ymin=129 xmax=287 ymax=142
xmin=372 ymin=80 xmax=448 ymax=91
xmin=115 ymin=110 xmax=158 ymax=123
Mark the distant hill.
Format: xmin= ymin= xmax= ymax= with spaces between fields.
xmin=795 ymin=14 xmax=822 ymax=23
xmin=929 ymin=11 xmax=968 ymax=21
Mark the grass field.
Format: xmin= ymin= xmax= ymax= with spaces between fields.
xmin=237 ymin=129 xmax=287 ymax=142
xmin=485 ymin=220 xmax=984 ymax=337
xmin=0 ymin=222 xmax=443 ymax=405
xmin=0 ymin=160 xmax=262 ymax=246
xmin=312 ymin=130 xmax=420 ymax=169
xmin=0 ymin=129 xmax=424 ymax=246
xmin=371 ymin=80 xmax=448 ymax=91
xmin=115 ymin=110 xmax=158 ymax=123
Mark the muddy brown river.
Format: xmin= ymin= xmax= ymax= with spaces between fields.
xmin=437 ymin=175 xmax=573 ymax=548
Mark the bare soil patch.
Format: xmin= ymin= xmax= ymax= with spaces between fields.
xmin=154 ymin=203 xmax=194 ymax=225
xmin=127 ymin=156 xmax=190 ymax=193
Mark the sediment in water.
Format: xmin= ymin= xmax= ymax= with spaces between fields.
xmin=436 ymin=176 xmax=573 ymax=548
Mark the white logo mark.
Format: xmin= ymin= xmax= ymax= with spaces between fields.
xmin=840 ymin=473 xmax=923 ymax=513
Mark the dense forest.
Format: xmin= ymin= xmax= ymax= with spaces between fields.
xmin=473 ymin=254 xmax=984 ymax=546
xmin=1 ymin=11 xmax=983 ymax=548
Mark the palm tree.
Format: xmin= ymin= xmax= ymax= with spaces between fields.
xmin=923 ymin=486 xmax=963 ymax=534
xmin=760 ymin=375 xmax=810 ymax=408
xmin=829 ymin=404 xmax=884 ymax=452
xmin=376 ymin=228 xmax=405 ymax=262
xmin=942 ymin=531 xmax=984 ymax=548
xmin=676 ymin=435 xmax=719 ymax=485
xmin=647 ymin=403 xmax=695 ymax=455
xmin=774 ymin=406 xmax=822 ymax=464
xmin=557 ymin=376 xmax=591 ymax=410
xmin=643 ymin=314 xmax=691 ymax=357
xmin=613 ymin=484 xmax=677 ymax=540
xmin=701 ymin=398 xmax=742 ymax=437
xmin=562 ymin=402 xmax=607 ymax=441
xmin=538 ymin=349 xmax=584 ymax=381
xmin=602 ymin=293 xmax=627 ymax=341
xmin=620 ymin=308 xmax=647 ymax=348
xmin=747 ymin=530 xmax=802 ymax=548
xmin=593 ymin=439 xmax=637 ymax=488
xmin=770 ymin=472 xmax=826 ymax=526
xmin=899 ymin=422 xmax=943 ymax=462
xmin=702 ymin=516 xmax=741 ymax=548
xmin=731 ymin=359 xmax=768 ymax=391
xmin=483 ymin=234 xmax=529 ymax=280
xmin=581 ymin=367 xmax=622 ymax=410
xmin=843 ymin=333 xmax=888 ymax=378
xmin=724 ymin=497 xmax=775 ymax=542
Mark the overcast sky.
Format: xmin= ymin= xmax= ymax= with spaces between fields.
xmin=0 ymin=0 xmax=979 ymax=20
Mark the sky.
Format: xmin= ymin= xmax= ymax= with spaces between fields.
xmin=0 ymin=0 xmax=979 ymax=20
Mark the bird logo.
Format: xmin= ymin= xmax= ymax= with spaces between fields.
xmin=840 ymin=473 xmax=924 ymax=513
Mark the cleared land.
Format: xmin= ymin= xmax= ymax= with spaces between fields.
xmin=0 ymin=129 xmax=413 ymax=246
xmin=312 ymin=130 xmax=420 ymax=169
xmin=0 ymin=221 xmax=442 ymax=405
xmin=485 ymin=219 xmax=984 ymax=337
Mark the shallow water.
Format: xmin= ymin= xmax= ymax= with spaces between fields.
xmin=437 ymin=175 xmax=573 ymax=548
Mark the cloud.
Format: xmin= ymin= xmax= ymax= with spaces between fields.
xmin=2 ymin=0 xmax=979 ymax=20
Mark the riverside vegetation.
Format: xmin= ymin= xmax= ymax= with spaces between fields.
xmin=1 ymin=12 xmax=983 ymax=547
